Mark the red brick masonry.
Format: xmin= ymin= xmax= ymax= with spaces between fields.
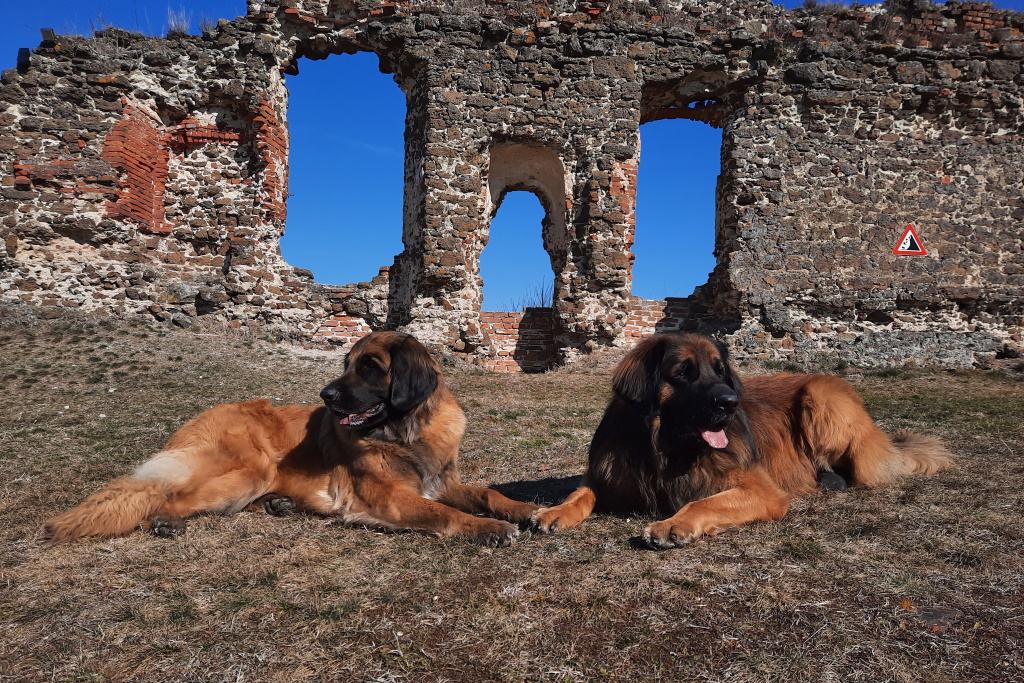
xmin=479 ymin=308 xmax=556 ymax=372
xmin=100 ymin=104 xmax=247 ymax=233
xmin=102 ymin=104 xmax=168 ymax=232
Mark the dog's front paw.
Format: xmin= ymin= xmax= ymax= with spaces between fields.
xmin=504 ymin=502 xmax=543 ymax=526
xmin=466 ymin=519 xmax=519 ymax=548
xmin=641 ymin=518 xmax=699 ymax=550
xmin=150 ymin=516 xmax=186 ymax=538
xmin=530 ymin=507 xmax=557 ymax=533
xmin=262 ymin=495 xmax=296 ymax=517
xmin=531 ymin=505 xmax=580 ymax=533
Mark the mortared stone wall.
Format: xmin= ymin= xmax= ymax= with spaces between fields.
xmin=1 ymin=0 xmax=1022 ymax=369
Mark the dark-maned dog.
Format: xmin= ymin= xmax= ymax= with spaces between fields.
xmin=532 ymin=333 xmax=952 ymax=548
xmin=45 ymin=332 xmax=539 ymax=546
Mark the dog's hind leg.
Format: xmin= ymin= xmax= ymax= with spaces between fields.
xmin=816 ymin=466 xmax=848 ymax=491
xmin=844 ymin=429 xmax=953 ymax=487
xmin=795 ymin=376 xmax=947 ymax=488
xmin=44 ymin=447 xmax=204 ymax=542
xmin=148 ymin=468 xmax=270 ymax=535
xmin=250 ymin=493 xmax=297 ymax=517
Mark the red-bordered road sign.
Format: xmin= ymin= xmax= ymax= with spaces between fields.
xmin=893 ymin=224 xmax=927 ymax=256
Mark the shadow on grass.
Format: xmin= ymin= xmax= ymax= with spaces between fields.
xmin=491 ymin=475 xmax=582 ymax=506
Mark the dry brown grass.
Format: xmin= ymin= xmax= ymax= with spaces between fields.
xmin=1 ymin=315 xmax=1022 ymax=682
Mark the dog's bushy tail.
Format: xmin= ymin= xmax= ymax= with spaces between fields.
xmin=846 ymin=428 xmax=953 ymax=487
xmin=44 ymin=476 xmax=172 ymax=543
xmin=889 ymin=430 xmax=954 ymax=477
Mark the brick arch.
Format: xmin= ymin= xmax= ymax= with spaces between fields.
xmin=428 ymin=143 xmax=571 ymax=372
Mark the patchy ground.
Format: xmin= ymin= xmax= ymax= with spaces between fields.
xmin=0 ymin=314 xmax=1022 ymax=682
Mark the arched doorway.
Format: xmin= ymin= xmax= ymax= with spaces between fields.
xmin=476 ymin=143 xmax=568 ymax=371
xmin=480 ymin=191 xmax=552 ymax=311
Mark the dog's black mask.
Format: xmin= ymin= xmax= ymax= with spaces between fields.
xmin=614 ymin=334 xmax=743 ymax=449
xmin=660 ymin=355 xmax=741 ymax=448
xmin=320 ymin=332 xmax=438 ymax=430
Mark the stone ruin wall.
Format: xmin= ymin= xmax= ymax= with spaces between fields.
xmin=1 ymin=0 xmax=1022 ymax=370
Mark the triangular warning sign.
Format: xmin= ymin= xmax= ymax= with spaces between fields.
xmin=893 ymin=224 xmax=928 ymax=256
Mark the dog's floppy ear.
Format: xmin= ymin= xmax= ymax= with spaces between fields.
xmin=613 ymin=334 xmax=670 ymax=406
xmin=388 ymin=334 xmax=439 ymax=414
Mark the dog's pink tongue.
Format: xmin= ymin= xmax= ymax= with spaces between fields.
xmin=701 ymin=429 xmax=729 ymax=449
xmin=339 ymin=415 xmax=351 ymax=425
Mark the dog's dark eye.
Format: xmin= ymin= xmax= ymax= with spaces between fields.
xmin=360 ymin=356 xmax=385 ymax=375
xmin=713 ymin=359 xmax=725 ymax=375
xmin=675 ymin=360 xmax=693 ymax=380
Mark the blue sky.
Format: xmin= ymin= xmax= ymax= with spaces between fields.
xmin=3 ymin=1 xmax=1022 ymax=310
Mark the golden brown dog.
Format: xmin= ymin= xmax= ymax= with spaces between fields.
xmin=532 ymin=333 xmax=952 ymax=548
xmin=45 ymin=331 xmax=538 ymax=546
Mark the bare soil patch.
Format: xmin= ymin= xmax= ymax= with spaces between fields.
xmin=1 ymin=316 xmax=1022 ymax=682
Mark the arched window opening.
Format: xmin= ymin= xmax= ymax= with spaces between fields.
xmin=480 ymin=144 xmax=567 ymax=311
xmin=633 ymin=117 xmax=722 ymax=299
xmin=480 ymin=191 xmax=552 ymax=311
xmin=280 ymin=51 xmax=405 ymax=285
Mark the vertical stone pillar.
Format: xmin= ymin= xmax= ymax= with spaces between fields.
xmin=553 ymin=146 xmax=639 ymax=360
xmin=388 ymin=65 xmax=488 ymax=350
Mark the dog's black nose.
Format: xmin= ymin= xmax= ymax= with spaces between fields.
xmin=320 ymin=384 xmax=341 ymax=404
xmin=710 ymin=385 xmax=739 ymax=409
